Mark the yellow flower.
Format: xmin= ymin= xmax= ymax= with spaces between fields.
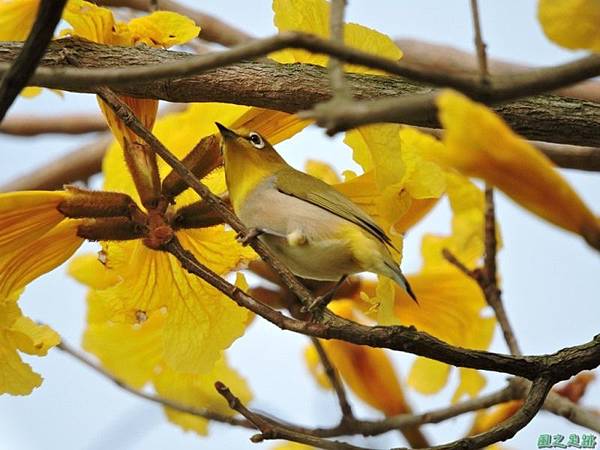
xmin=63 ymin=0 xmax=199 ymax=147
xmin=72 ymin=254 xmax=251 ymax=434
xmin=436 ymin=90 xmax=600 ymax=250
xmin=0 ymin=221 xmax=83 ymax=395
xmin=271 ymin=0 xmax=402 ymax=74
xmin=538 ymin=0 xmax=600 ymax=52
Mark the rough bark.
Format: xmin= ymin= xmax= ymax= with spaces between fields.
xmin=1 ymin=39 xmax=599 ymax=147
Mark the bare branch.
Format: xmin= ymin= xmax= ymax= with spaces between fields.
xmin=416 ymin=377 xmax=553 ymax=450
xmin=215 ymin=381 xmax=372 ymax=450
xmin=0 ymin=0 xmax=68 ymax=121
xmin=2 ymin=39 xmax=600 ymax=147
xmin=56 ymin=338 xmax=253 ymax=428
xmin=327 ymin=0 xmax=351 ymax=100
xmin=483 ymin=187 xmax=522 ymax=356
xmin=311 ymin=338 xmax=354 ymax=421
xmin=396 ymin=38 xmax=600 ymax=103
xmin=0 ymin=113 xmax=107 ymax=136
xmin=469 ymin=0 xmax=489 ymax=83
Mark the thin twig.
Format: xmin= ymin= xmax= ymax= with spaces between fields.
xmin=215 ymin=382 xmax=373 ymax=450
xmin=0 ymin=0 xmax=68 ymax=121
xmin=311 ymin=338 xmax=355 ymax=421
xmin=483 ymin=187 xmax=522 ymax=356
xmin=327 ymin=0 xmax=351 ymax=100
xmin=469 ymin=0 xmax=489 ymax=83
xmin=56 ymin=338 xmax=253 ymax=428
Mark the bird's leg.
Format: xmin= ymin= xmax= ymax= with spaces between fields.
xmin=236 ymin=227 xmax=264 ymax=246
xmin=307 ymin=275 xmax=348 ymax=311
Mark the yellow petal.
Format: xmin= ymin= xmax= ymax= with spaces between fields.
xmin=154 ymin=357 xmax=252 ymax=435
xmin=20 ymin=87 xmax=42 ymax=98
xmin=271 ymin=444 xmax=314 ymax=450
xmin=0 ymin=302 xmax=57 ymax=395
xmin=83 ymin=308 xmax=164 ymax=388
xmin=63 ymin=0 xmax=116 ymax=44
xmin=538 ymin=0 xmax=600 ymax=52
xmin=271 ymin=0 xmax=402 ymax=74
xmin=437 ymin=90 xmax=600 ymax=249
xmin=7 ymin=316 xmax=60 ymax=356
xmin=97 ymin=96 xmax=158 ymax=148
xmin=232 ymin=108 xmax=310 ymax=145
xmin=304 ymin=160 xmax=342 ymax=185
xmin=0 ymin=332 xmax=42 ymax=395
xmin=126 ymin=11 xmax=199 ymax=48
xmin=68 ymin=252 xmax=121 ymax=290
xmin=452 ymin=368 xmax=487 ymax=403
xmin=0 ymin=190 xmax=69 ymax=256
xmin=0 ymin=220 xmax=83 ymax=302
xmin=92 ymin=237 xmax=250 ymax=373
xmin=407 ymin=357 xmax=451 ymax=395
xmin=0 ymin=0 xmax=39 ymax=41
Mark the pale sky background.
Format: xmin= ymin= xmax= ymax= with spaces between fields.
xmin=1 ymin=1 xmax=599 ymax=449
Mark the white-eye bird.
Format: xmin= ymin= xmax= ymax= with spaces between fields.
xmin=216 ymin=123 xmax=416 ymax=302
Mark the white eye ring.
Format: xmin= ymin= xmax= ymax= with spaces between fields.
xmin=248 ymin=132 xmax=265 ymax=149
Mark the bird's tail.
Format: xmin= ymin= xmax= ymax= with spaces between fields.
xmin=384 ymin=262 xmax=418 ymax=304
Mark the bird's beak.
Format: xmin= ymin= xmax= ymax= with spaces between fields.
xmin=215 ymin=122 xmax=238 ymax=140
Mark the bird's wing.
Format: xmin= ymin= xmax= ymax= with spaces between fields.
xmin=274 ymin=169 xmax=396 ymax=249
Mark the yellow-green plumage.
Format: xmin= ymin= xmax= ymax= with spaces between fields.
xmin=216 ymin=123 xmax=416 ymax=301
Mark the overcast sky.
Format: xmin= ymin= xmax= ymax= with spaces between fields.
xmin=1 ymin=1 xmax=599 ymax=449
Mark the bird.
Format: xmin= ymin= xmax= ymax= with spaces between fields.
xmin=215 ymin=122 xmax=417 ymax=304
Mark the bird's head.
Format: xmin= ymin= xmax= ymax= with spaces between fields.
xmin=215 ymin=122 xmax=284 ymax=166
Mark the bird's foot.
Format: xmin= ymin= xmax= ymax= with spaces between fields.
xmin=306 ymin=275 xmax=348 ymax=312
xmin=236 ymin=227 xmax=263 ymax=246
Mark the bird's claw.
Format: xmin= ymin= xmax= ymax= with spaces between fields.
xmin=236 ymin=227 xmax=262 ymax=246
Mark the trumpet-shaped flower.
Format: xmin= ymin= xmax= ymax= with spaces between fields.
xmin=538 ymin=0 xmax=600 ymax=52
xmin=436 ymin=90 xmax=600 ymax=250
xmin=63 ymin=0 xmax=199 ymax=146
xmin=72 ymin=254 xmax=251 ymax=434
xmin=271 ymin=0 xmax=402 ymax=74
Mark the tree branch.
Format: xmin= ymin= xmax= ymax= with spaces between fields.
xmin=311 ymin=338 xmax=355 ymax=421
xmin=215 ymin=381 xmax=373 ymax=450
xmin=0 ymin=0 xmax=68 ymax=121
xmin=0 ymin=113 xmax=107 ymax=136
xmin=3 ymin=38 xmax=600 ymax=147
xmin=56 ymin=338 xmax=253 ymax=429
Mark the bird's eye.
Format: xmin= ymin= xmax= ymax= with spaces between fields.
xmin=248 ymin=132 xmax=265 ymax=149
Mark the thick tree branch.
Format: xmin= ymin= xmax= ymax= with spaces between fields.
xmin=2 ymin=39 xmax=600 ymax=147
xmin=396 ymin=38 xmax=600 ymax=103
xmin=0 ymin=0 xmax=68 ymax=121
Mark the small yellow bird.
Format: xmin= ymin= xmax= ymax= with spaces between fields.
xmin=216 ymin=123 xmax=416 ymax=302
